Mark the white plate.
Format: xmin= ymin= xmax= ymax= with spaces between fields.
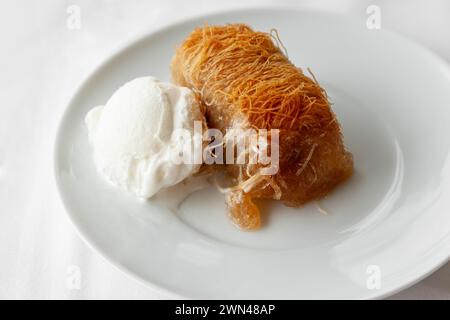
xmin=55 ymin=7 xmax=450 ymax=299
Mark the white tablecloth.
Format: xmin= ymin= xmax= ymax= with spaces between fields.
xmin=1 ymin=0 xmax=449 ymax=299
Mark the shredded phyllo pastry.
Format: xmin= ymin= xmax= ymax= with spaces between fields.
xmin=172 ymin=24 xmax=353 ymax=230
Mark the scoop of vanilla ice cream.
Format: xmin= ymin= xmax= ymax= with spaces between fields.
xmin=85 ymin=76 xmax=204 ymax=198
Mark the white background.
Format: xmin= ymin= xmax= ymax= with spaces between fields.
xmin=1 ymin=0 xmax=449 ymax=299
